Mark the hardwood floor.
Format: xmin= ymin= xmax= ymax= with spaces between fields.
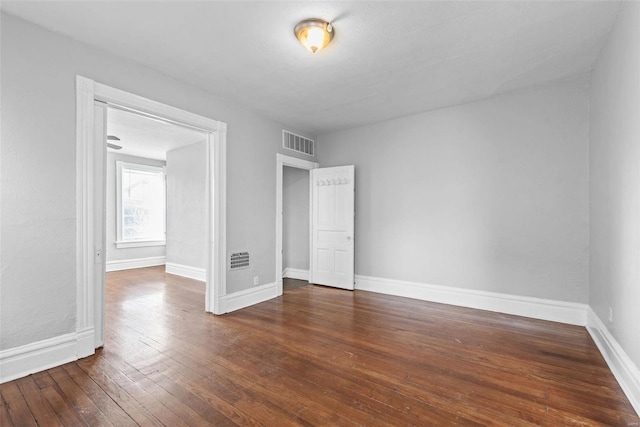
xmin=1 ymin=266 xmax=638 ymax=426
xmin=283 ymin=277 xmax=308 ymax=291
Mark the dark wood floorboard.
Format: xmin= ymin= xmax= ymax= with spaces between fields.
xmin=1 ymin=265 xmax=638 ymax=426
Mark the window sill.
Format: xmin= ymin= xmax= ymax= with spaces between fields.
xmin=116 ymin=240 xmax=166 ymax=249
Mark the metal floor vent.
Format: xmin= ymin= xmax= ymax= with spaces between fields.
xmin=283 ymin=130 xmax=314 ymax=156
xmin=229 ymin=252 xmax=250 ymax=270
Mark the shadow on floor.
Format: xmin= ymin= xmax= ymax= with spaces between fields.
xmin=283 ymin=277 xmax=310 ymax=291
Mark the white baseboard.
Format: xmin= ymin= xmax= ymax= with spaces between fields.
xmin=165 ymin=262 xmax=206 ymax=281
xmin=0 ymin=330 xmax=95 ymax=384
xmin=219 ymin=282 xmax=278 ymax=314
xmin=282 ymin=267 xmax=309 ymax=281
xmin=76 ymin=328 xmax=95 ymax=359
xmin=106 ymin=256 xmax=166 ymax=272
xmin=355 ymin=275 xmax=588 ymax=326
xmin=587 ymin=308 xmax=640 ymax=416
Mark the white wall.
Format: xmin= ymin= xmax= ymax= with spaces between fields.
xmin=106 ymin=152 xmax=166 ymax=262
xmin=283 ymin=166 xmax=310 ymax=272
xmin=166 ymin=141 xmax=207 ymax=270
xmin=0 ymin=12 xmax=314 ymax=351
xmin=318 ymin=77 xmax=590 ymax=303
xmin=589 ymin=2 xmax=640 ymax=368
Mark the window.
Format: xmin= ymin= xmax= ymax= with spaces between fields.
xmin=116 ymin=161 xmax=166 ymax=248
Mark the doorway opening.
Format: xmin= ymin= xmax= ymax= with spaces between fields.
xmin=102 ymin=106 xmax=209 ymax=340
xmin=275 ymin=154 xmax=318 ymax=296
xmin=275 ymin=155 xmax=356 ymax=295
xmin=104 ymin=105 xmax=209 ymax=275
xmin=282 ymin=165 xmax=311 ymax=291
xmin=76 ymin=76 xmax=227 ymax=355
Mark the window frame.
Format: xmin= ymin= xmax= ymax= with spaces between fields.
xmin=115 ymin=161 xmax=167 ymax=248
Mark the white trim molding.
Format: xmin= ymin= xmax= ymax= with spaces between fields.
xmin=76 ymin=328 xmax=95 ymax=359
xmin=219 ymin=282 xmax=278 ymax=314
xmin=587 ymin=308 xmax=640 ymax=416
xmin=76 ymin=75 xmax=228 ymax=356
xmin=115 ymin=240 xmax=166 ymax=249
xmin=207 ymin=125 xmax=227 ymax=314
xmin=165 ymin=263 xmax=206 ymax=282
xmin=75 ymin=76 xmax=98 ymax=351
xmin=106 ymin=256 xmax=166 ymax=272
xmin=0 ymin=330 xmax=94 ymax=384
xmin=355 ymin=275 xmax=588 ymax=326
xmin=283 ymin=267 xmax=309 ymax=281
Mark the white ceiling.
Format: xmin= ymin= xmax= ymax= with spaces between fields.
xmin=3 ymin=1 xmax=621 ymax=135
xmin=107 ymin=107 xmax=207 ymax=161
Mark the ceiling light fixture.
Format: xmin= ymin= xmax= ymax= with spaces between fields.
xmin=294 ymin=18 xmax=334 ymax=53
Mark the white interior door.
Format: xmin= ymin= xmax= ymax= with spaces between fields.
xmin=310 ymin=165 xmax=355 ymax=290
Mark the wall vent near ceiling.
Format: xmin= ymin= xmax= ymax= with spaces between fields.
xmin=283 ymin=130 xmax=314 ymax=156
xmin=229 ymin=252 xmax=250 ymax=270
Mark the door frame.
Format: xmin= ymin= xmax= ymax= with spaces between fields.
xmin=76 ymin=76 xmax=227 ymax=353
xmin=275 ymin=154 xmax=318 ymax=296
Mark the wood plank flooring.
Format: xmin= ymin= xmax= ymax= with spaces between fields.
xmin=1 ymin=266 xmax=638 ymax=426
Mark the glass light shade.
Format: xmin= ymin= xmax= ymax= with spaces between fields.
xmin=294 ymin=19 xmax=334 ymax=53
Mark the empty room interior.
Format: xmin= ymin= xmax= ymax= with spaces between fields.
xmin=1 ymin=1 xmax=640 ymax=425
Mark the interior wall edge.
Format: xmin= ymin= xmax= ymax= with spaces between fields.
xmin=587 ymin=308 xmax=640 ymax=417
